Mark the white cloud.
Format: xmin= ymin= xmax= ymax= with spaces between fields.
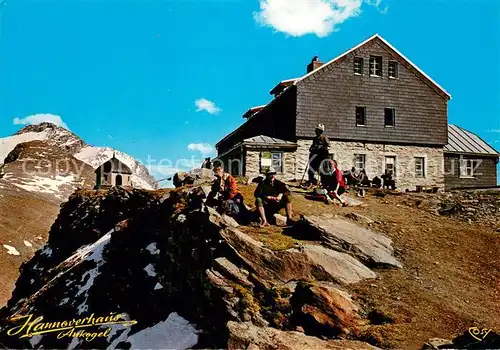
xmin=149 ymin=165 xmax=185 ymax=177
xmin=13 ymin=113 xmax=69 ymax=129
xmin=486 ymin=129 xmax=500 ymax=133
xmin=195 ymin=98 xmax=221 ymax=115
xmin=254 ymin=0 xmax=384 ymax=37
xmin=187 ymin=143 xmax=214 ymax=155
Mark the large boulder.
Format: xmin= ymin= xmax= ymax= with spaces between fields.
xmin=303 ymin=245 xmax=376 ymax=284
xmin=173 ymin=168 xmax=215 ymax=188
xmin=291 ymin=282 xmax=362 ymax=338
xmin=227 ymin=322 xmax=380 ymax=350
xmin=301 ymin=216 xmax=402 ymax=268
xmin=208 ymin=208 xmax=377 ymax=286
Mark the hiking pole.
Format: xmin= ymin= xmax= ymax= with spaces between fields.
xmin=300 ymin=154 xmax=316 ymax=185
xmin=300 ymin=163 xmax=309 ymax=185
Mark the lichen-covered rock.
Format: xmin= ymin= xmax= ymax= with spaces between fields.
xmin=301 ymin=216 xmax=403 ymax=268
xmin=303 ymin=245 xmax=376 ymax=284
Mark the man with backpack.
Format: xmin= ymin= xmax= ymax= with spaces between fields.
xmin=207 ymin=166 xmax=245 ymax=218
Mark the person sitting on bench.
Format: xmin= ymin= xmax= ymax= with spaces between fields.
xmin=254 ymin=167 xmax=294 ymax=227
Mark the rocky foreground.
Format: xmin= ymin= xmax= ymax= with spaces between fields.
xmin=0 ymin=181 xmax=499 ymax=349
xmin=0 ymin=181 xmax=406 ymax=349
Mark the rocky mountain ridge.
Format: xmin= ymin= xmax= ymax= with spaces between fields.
xmin=0 ymin=122 xmax=157 ymax=306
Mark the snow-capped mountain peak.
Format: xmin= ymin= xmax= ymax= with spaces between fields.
xmin=1 ymin=122 xmax=157 ymax=190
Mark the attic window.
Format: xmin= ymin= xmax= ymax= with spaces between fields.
xmin=369 ymin=56 xmax=382 ymax=76
xmin=353 ymin=57 xmax=364 ymax=75
xmin=388 ymin=61 xmax=399 ymax=78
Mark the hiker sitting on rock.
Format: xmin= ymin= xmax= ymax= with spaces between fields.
xmin=254 ymin=167 xmax=295 ymax=227
xmin=321 ymin=160 xmax=347 ymax=207
xmin=207 ymin=166 xmax=244 ymax=217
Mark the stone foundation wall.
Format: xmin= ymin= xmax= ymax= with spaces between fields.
xmin=296 ymin=140 xmax=444 ymax=190
xmin=245 ymin=149 xmax=296 ymax=181
xmin=245 ymin=150 xmax=260 ymax=179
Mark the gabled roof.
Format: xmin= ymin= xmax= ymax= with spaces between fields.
xmin=445 ymin=124 xmax=499 ymax=156
xmin=293 ymin=34 xmax=451 ymax=100
xmin=95 ymin=156 xmax=133 ymax=174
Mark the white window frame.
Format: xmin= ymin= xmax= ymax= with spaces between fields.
xmin=369 ymin=56 xmax=382 ymax=77
xmin=385 ymin=156 xmax=396 ymax=177
xmin=261 ymin=151 xmax=284 ymax=174
xmin=415 ymin=157 xmax=426 ymax=178
xmin=388 ymin=60 xmax=399 ymax=79
xmin=354 ymin=154 xmax=366 ymax=172
xmin=353 ymin=57 xmax=364 ymax=75
xmin=460 ymin=159 xmax=475 ymax=178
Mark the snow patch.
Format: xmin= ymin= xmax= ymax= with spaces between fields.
xmin=106 ymin=313 xmax=198 ymax=350
xmin=126 ymin=313 xmax=198 ymax=349
xmin=29 ymin=335 xmax=43 ymax=347
xmin=0 ymin=131 xmax=49 ymax=165
xmin=143 ymin=263 xmax=157 ymax=277
xmin=154 ymin=282 xmax=163 ymax=290
xmin=13 ymin=174 xmax=76 ymax=199
xmin=3 ymin=244 xmax=20 ymax=256
xmin=71 ymin=229 xmax=114 ymax=315
xmin=24 ymin=240 xmax=33 ymax=247
xmin=68 ymin=337 xmax=82 ymax=350
xmin=146 ymin=242 xmax=160 ymax=255
xmin=40 ymin=246 xmax=52 ymax=257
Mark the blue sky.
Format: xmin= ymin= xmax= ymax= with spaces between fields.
xmin=1 ymin=0 xmax=499 ymax=180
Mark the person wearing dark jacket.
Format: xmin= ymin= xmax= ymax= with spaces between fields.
xmin=254 ymin=168 xmax=294 ymax=227
xmin=307 ymin=123 xmax=330 ymax=186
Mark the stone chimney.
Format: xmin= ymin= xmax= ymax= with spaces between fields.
xmin=307 ymin=56 xmax=324 ymax=73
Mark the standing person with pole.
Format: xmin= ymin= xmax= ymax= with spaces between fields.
xmin=304 ymin=123 xmax=330 ymax=187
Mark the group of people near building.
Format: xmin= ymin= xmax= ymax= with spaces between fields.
xmin=305 ymin=123 xmax=348 ymax=206
xmin=206 ymin=166 xmax=296 ymax=227
xmin=205 ymin=123 xmax=399 ymax=227
xmin=306 ymin=123 xmax=397 ymax=198
xmin=206 ymin=124 xmax=352 ymax=226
